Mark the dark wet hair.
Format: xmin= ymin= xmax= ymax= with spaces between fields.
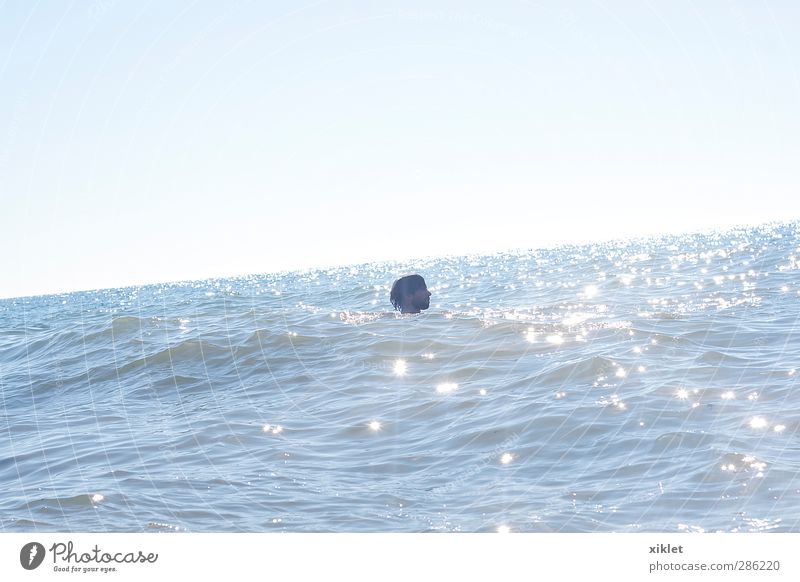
xmin=390 ymin=274 xmax=426 ymax=311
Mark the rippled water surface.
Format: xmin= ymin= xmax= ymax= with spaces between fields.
xmin=2 ymin=223 xmax=800 ymax=532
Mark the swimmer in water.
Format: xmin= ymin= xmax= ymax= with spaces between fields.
xmin=390 ymin=274 xmax=431 ymax=314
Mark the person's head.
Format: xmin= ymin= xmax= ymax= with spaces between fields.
xmin=390 ymin=274 xmax=431 ymax=314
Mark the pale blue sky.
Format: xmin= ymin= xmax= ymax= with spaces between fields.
xmin=2 ymin=1 xmax=799 ymax=299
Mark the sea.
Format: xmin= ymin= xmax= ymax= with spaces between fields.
xmin=2 ymin=221 xmax=800 ymax=533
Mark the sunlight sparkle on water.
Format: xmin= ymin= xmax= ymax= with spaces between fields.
xmin=394 ymin=359 xmax=407 ymax=376
xmin=91 ymin=494 xmax=104 ymax=503
xmin=774 ymin=425 xmax=786 ymax=433
xmin=749 ymin=417 xmax=768 ymax=429
xmin=369 ymin=421 xmax=382 ymax=431
xmin=546 ymin=335 xmax=564 ymax=345
xmin=721 ymin=391 xmax=736 ymax=400
xmin=436 ymin=383 xmax=458 ymax=394
xmin=676 ymin=388 xmax=689 ymax=400
xmin=501 ymin=453 xmax=514 ymax=465
xmin=584 ymin=285 xmax=599 ymax=298
xmin=497 ymin=525 xmax=511 ymax=534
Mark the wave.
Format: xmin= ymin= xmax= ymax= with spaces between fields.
xmin=3 ymin=222 xmax=800 ymax=532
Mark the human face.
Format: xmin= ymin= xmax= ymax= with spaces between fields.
xmin=411 ymin=283 xmax=431 ymax=312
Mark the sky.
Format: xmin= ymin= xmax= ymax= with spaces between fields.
xmin=1 ymin=0 xmax=799 ymax=299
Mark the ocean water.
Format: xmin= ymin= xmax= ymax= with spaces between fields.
xmin=2 ymin=222 xmax=800 ymax=533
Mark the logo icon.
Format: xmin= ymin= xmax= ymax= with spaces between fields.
xmin=20 ymin=542 xmax=46 ymax=570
